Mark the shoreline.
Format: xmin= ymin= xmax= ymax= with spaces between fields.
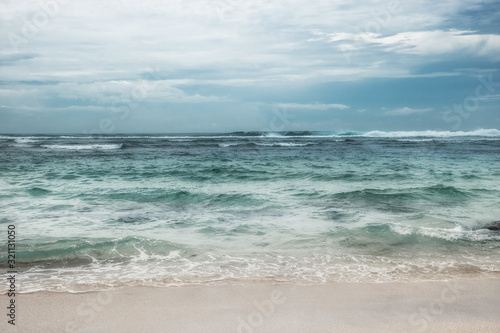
xmin=3 ymin=278 xmax=499 ymax=332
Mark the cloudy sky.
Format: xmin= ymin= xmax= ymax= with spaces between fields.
xmin=1 ymin=0 xmax=499 ymax=133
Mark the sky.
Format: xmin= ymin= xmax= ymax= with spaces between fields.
xmin=1 ymin=0 xmax=500 ymax=133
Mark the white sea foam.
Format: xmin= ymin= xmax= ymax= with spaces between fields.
xmin=219 ymin=142 xmax=313 ymax=147
xmin=1 ymin=136 xmax=50 ymax=141
xmin=11 ymin=250 xmax=500 ymax=293
xmin=389 ymin=223 xmax=500 ymax=242
xmin=3 ymin=130 xmax=500 ymax=142
xmin=41 ymin=144 xmax=123 ymax=150
xmin=219 ymin=143 xmax=241 ymax=147
xmin=14 ymin=138 xmax=37 ymax=143
xmin=415 ymin=225 xmax=500 ymax=242
xmin=3 ymin=132 xmax=500 ymax=293
xmin=394 ymin=138 xmax=435 ymax=142
xmin=255 ymin=142 xmax=311 ymax=147
xmin=389 ymin=223 xmax=414 ymax=235
xmin=361 ymin=129 xmax=500 ymax=138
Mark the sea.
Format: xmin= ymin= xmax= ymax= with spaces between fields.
xmin=1 ymin=129 xmax=500 ymax=292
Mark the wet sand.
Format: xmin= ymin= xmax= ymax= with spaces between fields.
xmin=3 ymin=278 xmax=500 ymax=333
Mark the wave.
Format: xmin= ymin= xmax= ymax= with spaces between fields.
xmin=41 ymin=144 xmax=123 ymax=150
xmin=332 ymin=184 xmax=469 ymax=199
xmin=329 ymin=222 xmax=500 ymax=257
xmin=260 ymin=129 xmax=500 ymax=138
xmin=211 ymin=129 xmax=500 ymax=139
xmin=82 ymin=189 xmax=267 ymax=207
xmin=11 ymin=236 xmax=186 ymax=263
xmin=3 ymin=129 xmax=499 ymax=142
xmin=27 ymin=187 xmax=52 ymax=196
xmin=324 ymin=185 xmax=471 ymax=213
xmin=5 ymin=232 xmax=500 ymax=293
xmin=283 ymin=131 xmax=314 ymax=136
xmin=0 ymin=135 xmax=52 ymax=140
xmin=218 ymin=142 xmax=251 ymax=147
xmin=15 ymin=138 xmax=37 ymax=144
xmin=388 ymin=223 xmax=500 ymax=242
xmin=227 ymin=131 xmax=264 ymax=137
xmin=227 ymin=129 xmax=500 ymax=138
xmin=360 ymin=129 xmax=500 ymax=138
xmin=257 ymin=142 xmax=312 ymax=147
xmin=219 ymin=142 xmax=314 ymax=147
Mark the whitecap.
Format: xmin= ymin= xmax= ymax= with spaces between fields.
xmin=41 ymin=144 xmax=123 ymax=150
xmin=361 ymin=129 xmax=500 ymax=138
xmin=256 ymin=142 xmax=311 ymax=147
xmin=15 ymin=138 xmax=37 ymax=144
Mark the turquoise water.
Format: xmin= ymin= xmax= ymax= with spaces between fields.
xmin=1 ymin=130 xmax=500 ymax=292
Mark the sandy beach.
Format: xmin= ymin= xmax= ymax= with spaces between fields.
xmin=3 ymin=0 xmax=500 ymax=331
xmin=2 ymin=278 xmax=499 ymax=333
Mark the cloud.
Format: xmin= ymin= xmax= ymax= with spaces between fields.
xmin=385 ymin=107 xmax=433 ymax=116
xmin=56 ymin=81 xmax=227 ymax=104
xmin=373 ymin=30 xmax=500 ymax=59
xmin=1 ymin=0 xmax=500 ymax=132
xmin=325 ymin=29 xmax=500 ymax=62
xmin=0 ymin=79 xmax=226 ymax=118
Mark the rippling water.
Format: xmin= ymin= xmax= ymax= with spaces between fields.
xmin=1 ymin=130 xmax=500 ymax=292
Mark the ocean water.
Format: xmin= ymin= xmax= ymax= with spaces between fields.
xmin=1 ymin=129 xmax=500 ymax=292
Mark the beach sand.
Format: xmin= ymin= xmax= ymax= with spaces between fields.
xmin=3 ymin=278 xmax=500 ymax=333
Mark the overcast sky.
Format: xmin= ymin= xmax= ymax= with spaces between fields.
xmin=1 ymin=0 xmax=500 ymax=133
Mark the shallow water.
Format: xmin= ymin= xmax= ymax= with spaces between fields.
xmin=1 ymin=130 xmax=499 ymax=292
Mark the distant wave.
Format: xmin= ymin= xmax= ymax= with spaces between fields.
xmin=41 ymin=144 xmax=123 ymax=150
xmin=219 ymin=142 xmax=314 ymax=147
xmin=15 ymin=138 xmax=37 ymax=144
xmin=360 ymin=129 xmax=500 ymax=138
xmin=227 ymin=131 xmax=264 ymax=137
xmin=262 ymin=129 xmax=500 ymax=138
xmin=238 ymin=129 xmax=500 ymax=138
xmin=256 ymin=142 xmax=312 ymax=147
xmin=1 ymin=129 xmax=499 ymax=141
xmin=283 ymin=131 xmax=315 ymax=136
xmin=0 ymin=136 xmax=53 ymax=140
